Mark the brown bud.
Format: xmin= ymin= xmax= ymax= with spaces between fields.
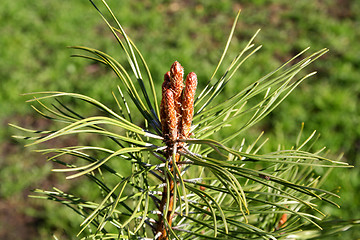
xmin=180 ymin=72 xmax=197 ymax=138
xmin=170 ymin=61 xmax=184 ymax=95
xmin=160 ymin=72 xmax=171 ymax=138
xmin=164 ymin=89 xmax=177 ymax=142
xmin=276 ymin=213 xmax=288 ymax=230
xmin=160 ymin=62 xmax=197 ymax=143
xmin=169 ymin=61 xmax=184 ymax=132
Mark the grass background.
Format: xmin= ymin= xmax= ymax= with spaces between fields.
xmin=1 ymin=0 xmax=359 ymax=239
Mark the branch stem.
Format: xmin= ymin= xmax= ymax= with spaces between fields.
xmin=156 ymin=146 xmax=180 ymax=240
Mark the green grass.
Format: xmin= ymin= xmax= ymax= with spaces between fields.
xmin=1 ymin=0 xmax=359 ymax=239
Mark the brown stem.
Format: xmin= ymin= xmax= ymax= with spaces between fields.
xmin=156 ymin=149 xmax=180 ymax=240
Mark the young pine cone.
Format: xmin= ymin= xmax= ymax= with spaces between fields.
xmin=169 ymin=61 xmax=184 ymax=100
xmin=160 ymin=61 xmax=197 ymax=143
xmin=169 ymin=61 xmax=184 ymax=128
xmin=160 ymin=72 xmax=171 ymax=138
xmin=163 ymin=88 xmax=178 ymax=142
xmin=180 ymin=72 xmax=197 ymax=138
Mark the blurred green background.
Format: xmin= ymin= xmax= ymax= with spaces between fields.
xmin=1 ymin=0 xmax=359 ymax=239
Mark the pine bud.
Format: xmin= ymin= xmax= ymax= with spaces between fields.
xmin=170 ymin=61 xmax=184 ymax=127
xmin=160 ymin=62 xmax=197 ymax=143
xmin=170 ymin=61 xmax=184 ymax=98
xmin=181 ymin=72 xmax=197 ymax=138
xmin=276 ymin=213 xmax=288 ymax=230
xmin=164 ymin=89 xmax=177 ymax=142
xmin=160 ymin=72 xmax=171 ymax=138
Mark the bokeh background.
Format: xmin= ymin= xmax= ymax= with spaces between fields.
xmin=1 ymin=0 xmax=359 ymax=239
